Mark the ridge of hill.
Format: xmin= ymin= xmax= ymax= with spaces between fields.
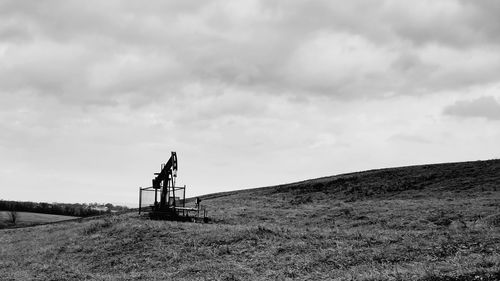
xmin=1 ymin=159 xmax=499 ymax=280
xmin=200 ymin=159 xmax=500 ymax=201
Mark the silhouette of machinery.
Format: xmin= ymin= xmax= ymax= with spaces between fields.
xmin=153 ymin=151 xmax=178 ymax=213
xmin=139 ymin=152 xmax=207 ymax=222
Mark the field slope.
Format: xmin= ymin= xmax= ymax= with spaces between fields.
xmin=0 ymin=211 xmax=78 ymax=229
xmin=1 ymin=160 xmax=499 ymax=280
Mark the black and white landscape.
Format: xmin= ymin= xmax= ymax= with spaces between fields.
xmin=0 ymin=1 xmax=499 ymax=280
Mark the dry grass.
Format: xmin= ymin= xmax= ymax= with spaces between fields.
xmin=1 ymin=160 xmax=500 ymax=280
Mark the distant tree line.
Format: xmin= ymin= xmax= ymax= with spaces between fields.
xmin=0 ymin=200 xmax=128 ymax=217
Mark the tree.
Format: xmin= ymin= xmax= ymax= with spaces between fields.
xmin=8 ymin=210 xmax=18 ymax=225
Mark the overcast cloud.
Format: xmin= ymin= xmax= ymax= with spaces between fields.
xmin=444 ymin=96 xmax=500 ymax=120
xmin=1 ymin=0 xmax=499 ymax=205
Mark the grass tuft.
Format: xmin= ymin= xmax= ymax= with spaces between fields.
xmin=81 ymin=217 xmax=117 ymax=235
xmin=483 ymin=213 xmax=500 ymax=227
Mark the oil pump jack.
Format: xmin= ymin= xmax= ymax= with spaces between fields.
xmin=139 ymin=151 xmax=208 ymax=222
xmin=152 ymin=151 xmax=178 ymax=213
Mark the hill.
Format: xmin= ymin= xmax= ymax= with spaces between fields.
xmin=0 ymin=211 xmax=78 ymax=228
xmin=1 ymin=160 xmax=499 ymax=280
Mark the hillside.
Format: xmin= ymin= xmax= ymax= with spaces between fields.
xmin=1 ymin=160 xmax=499 ymax=280
xmin=0 ymin=211 xmax=78 ymax=229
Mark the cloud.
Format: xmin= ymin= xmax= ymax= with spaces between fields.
xmin=284 ymin=31 xmax=396 ymax=97
xmin=389 ymin=134 xmax=432 ymax=144
xmin=1 ymin=0 xmax=500 ymax=109
xmin=2 ymin=1 xmax=500 ymax=204
xmin=443 ymin=96 xmax=500 ymax=120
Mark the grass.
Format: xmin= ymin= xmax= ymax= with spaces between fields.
xmin=0 ymin=211 xmax=78 ymax=228
xmin=0 ymin=159 xmax=499 ymax=280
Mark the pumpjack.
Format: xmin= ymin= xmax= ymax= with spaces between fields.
xmin=152 ymin=151 xmax=178 ymax=214
xmin=139 ymin=152 xmax=207 ymax=222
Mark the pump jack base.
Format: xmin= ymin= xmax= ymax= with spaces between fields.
xmin=149 ymin=210 xmax=192 ymax=222
xmin=148 ymin=209 xmax=209 ymax=223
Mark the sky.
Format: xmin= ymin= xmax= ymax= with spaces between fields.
xmin=1 ymin=0 xmax=500 ymax=206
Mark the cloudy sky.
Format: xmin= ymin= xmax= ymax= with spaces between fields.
xmin=1 ymin=0 xmax=500 ymax=206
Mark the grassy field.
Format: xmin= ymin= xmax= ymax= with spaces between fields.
xmin=0 ymin=160 xmax=499 ymax=280
xmin=0 ymin=211 xmax=78 ymax=228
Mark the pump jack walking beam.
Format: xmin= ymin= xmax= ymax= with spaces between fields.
xmin=152 ymin=152 xmax=178 ymax=210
